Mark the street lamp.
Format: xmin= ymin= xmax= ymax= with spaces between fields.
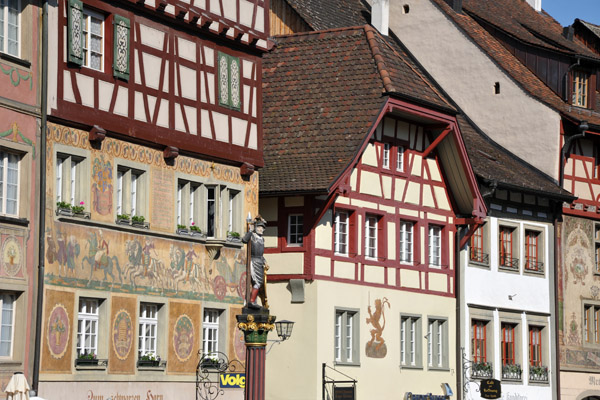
xmin=275 ymin=320 xmax=294 ymax=341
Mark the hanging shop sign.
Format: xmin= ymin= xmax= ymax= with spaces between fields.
xmin=219 ymin=373 xmax=245 ymax=389
xmin=480 ymin=379 xmax=501 ymax=399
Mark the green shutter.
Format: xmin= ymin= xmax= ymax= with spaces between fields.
xmin=67 ymin=0 xmax=84 ymax=66
xmin=113 ymin=15 xmax=130 ymax=80
xmin=218 ymin=51 xmax=230 ymax=107
xmin=229 ymin=55 xmax=241 ymax=110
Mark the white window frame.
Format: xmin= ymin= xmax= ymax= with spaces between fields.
xmin=287 ymin=214 xmax=304 ymax=246
xmin=396 ymin=146 xmax=405 ymax=172
xmin=0 ymin=0 xmax=20 ymax=58
xmin=77 ymin=298 xmax=99 ymax=357
xmin=202 ymin=309 xmax=221 ymax=356
xmin=56 ymin=153 xmax=84 ymax=206
xmin=82 ymin=8 xmax=104 ymax=71
xmin=116 ymin=166 xmax=144 ymax=217
xmin=427 ymin=318 xmax=447 ymax=369
xmin=365 ymin=214 xmax=378 ymax=259
xmin=177 ymin=180 xmax=200 ymax=228
xmin=138 ymin=303 xmax=158 ymax=358
xmin=0 ymin=151 xmax=19 ymax=217
xmin=334 ymin=211 xmax=349 ymax=256
xmin=334 ymin=309 xmax=358 ymax=365
xmin=429 ymin=225 xmax=442 ymax=267
xmin=206 ymin=186 xmax=216 ymax=237
xmin=399 ymin=220 xmax=414 ymax=264
xmin=382 ymin=143 xmax=390 ymax=169
xmin=0 ymin=293 xmax=15 ymax=358
xmin=400 ymin=315 xmax=421 ymax=367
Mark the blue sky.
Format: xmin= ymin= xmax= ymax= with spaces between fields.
xmin=542 ymin=0 xmax=600 ymax=26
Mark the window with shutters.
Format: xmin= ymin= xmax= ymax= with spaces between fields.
xmin=218 ymin=52 xmax=241 ymax=110
xmin=67 ymin=0 xmax=130 ymax=79
xmin=0 ymin=0 xmax=20 ymax=58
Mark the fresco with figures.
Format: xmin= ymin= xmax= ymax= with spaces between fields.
xmin=559 ymin=215 xmax=600 ymax=369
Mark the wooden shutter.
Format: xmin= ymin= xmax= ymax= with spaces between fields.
xmin=67 ymin=0 xmax=84 ymax=66
xmin=229 ymin=55 xmax=241 ymax=110
xmin=218 ymin=52 xmax=230 ymax=107
xmin=113 ymin=15 xmax=130 ymax=80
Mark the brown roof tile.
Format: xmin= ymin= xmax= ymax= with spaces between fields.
xmin=261 ymin=26 xmax=454 ymax=194
xmin=284 ymin=0 xmax=368 ymax=31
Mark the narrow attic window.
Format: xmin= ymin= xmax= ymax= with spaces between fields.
xmin=494 ymin=82 xmax=500 ymax=94
xmin=402 ymin=4 xmax=410 ymax=14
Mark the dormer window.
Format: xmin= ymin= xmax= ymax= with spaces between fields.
xmin=572 ymin=70 xmax=589 ymax=108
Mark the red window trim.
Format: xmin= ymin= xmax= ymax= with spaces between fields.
xmin=470 ymin=225 xmax=484 ymax=262
xmin=502 ymin=323 xmax=515 ymax=366
xmin=472 ymin=320 xmax=487 ymax=363
xmin=499 ymin=226 xmax=513 ymax=267
xmin=529 ymin=326 xmax=542 ymax=367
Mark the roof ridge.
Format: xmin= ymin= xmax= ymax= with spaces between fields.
xmin=364 ymin=25 xmax=395 ymax=93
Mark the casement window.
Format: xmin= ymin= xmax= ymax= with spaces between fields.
xmin=0 ymin=0 xmax=19 ymax=57
xmin=138 ymin=303 xmax=158 ymax=358
xmin=77 ymin=298 xmax=99 ymax=357
xmin=428 ymin=225 xmax=442 ymax=267
xmin=524 ymin=230 xmax=543 ymax=273
xmin=501 ymin=323 xmax=516 ymax=366
xmin=472 ymin=320 xmax=487 ymax=363
xmin=382 ymin=143 xmax=390 ymax=169
xmin=365 ymin=214 xmax=379 ymax=259
xmin=0 ymin=293 xmax=15 ymax=357
xmin=400 ymin=315 xmax=421 ymax=367
xmin=334 ymin=211 xmax=349 ymax=256
xmin=529 ymin=326 xmax=542 ymax=367
xmin=287 ymin=214 xmax=303 ymax=246
xmin=427 ymin=319 xmax=447 ymax=369
xmin=396 ymin=146 xmax=405 ymax=172
xmin=399 ymin=221 xmax=414 ymax=264
xmin=499 ymin=226 xmax=518 ymax=270
xmin=334 ymin=309 xmax=359 ymax=365
xmin=572 ymin=70 xmax=589 ymax=108
xmin=584 ymin=304 xmax=600 ymax=344
xmin=206 ymin=186 xmax=216 ymax=237
xmin=0 ymin=151 xmax=19 ymax=216
xmin=116 ymin=167 xmax=144 ymax=217
xmin=218 ymin=52 xmax=241 ymax=110
xmin=56 ymin=153 xmax=85 ymax=206
xmin=67 ymin=0 xmax=130 ymax=79
xmin=177 ymin=180 xmax=200 ymax=227
xmin=470 ymin=224 xmax=489 ymax=264
xmin=202 ymin=309 xmax=221 ymax=356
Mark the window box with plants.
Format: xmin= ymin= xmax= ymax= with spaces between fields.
xmin=131 ymin=215 xmax=149 ymax=229
xmin=471 ymin=361 xmax=493 ymax=379
xmin=176 ymin=224 xmax=189 ymax=235
xmin=190 ymin=223 xmax=205 ymax=238
xmin=227 ymin=231 xmax=241 ymax=243
xmin=529 ymin=365 xmax=549 ymax=383
xmin=56 ymin=201 xmax=74 ymax=217
xmin=75 ymin=352 xmax=98 ymax=366
xmin=137 ymin=353 xmax=161 ymax=367
xmin=502 ymin=363 xmax=522 ymax=380
xmin=71 ymin=201 xmax=91 ymax=219
xmin=116 ymin=214 xmax=131 ymax=225
xmin=200 ymin=354 xmax=223 ymax=370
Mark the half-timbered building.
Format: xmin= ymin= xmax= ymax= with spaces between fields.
xmin=261 ymin=25 xmax=486 ymax=399
xmin=38 ymin=0 xmax=268 ymax=398
xmin=0 ymin=0 xmax=42 ymax=395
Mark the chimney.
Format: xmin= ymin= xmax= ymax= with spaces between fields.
xmin=371 ymin=0 xmax=389 ymax=36
xmin=563 ymin=25 xmax=574 ymax=41
xmin=525 ymin=0 xmax=542 ymax=12
xmin=452 ymin=0 xmax=463 ymax=13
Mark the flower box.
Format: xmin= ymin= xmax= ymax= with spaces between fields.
xmin=176 ymin=228 xmax=189 ymax=235
xmin=131 ymin=221 xmax=150 ymax=229
xmin=200 ymin=359 xmax=223 ymax=370
xmin=56 ymin=207 xmax=74 ymax=217
xmin=137 ymin=359 xmax=160 ymax=367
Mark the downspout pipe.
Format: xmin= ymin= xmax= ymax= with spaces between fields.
xmin=32 ymin=0 xmax=48 ymax=393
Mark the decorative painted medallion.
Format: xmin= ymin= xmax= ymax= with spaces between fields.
xmin=365 ymin=297 xmax=390 ymax=359
xmin=173 ymin=314 xmax=194 ymax=362
xmin=47 ymin=304 xmax=70 ymax=359
xmin=566 ymin=224 xmax=592 ymax=285
xmin=1 ymin=236 xmax=22 ymax=277
xmin=112 ymin=309 xmax=133 ymax=360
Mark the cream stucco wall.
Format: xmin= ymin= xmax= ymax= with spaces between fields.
xmin=265 ymin=280 xmax=457 ymax=400
xmin=384 ymin=0 xmax=561 ymax=179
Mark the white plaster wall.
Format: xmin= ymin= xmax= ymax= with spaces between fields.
xmin=384 ymin=0 xmax=561 ymax=179
xmin=265 ymin=280 xmax=458 ymax=400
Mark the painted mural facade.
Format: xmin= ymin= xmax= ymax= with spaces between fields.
xmin=0 ymin=0 xmax=42 ymax=397
xmin=38 ymin=122 xmax=252 ymax=396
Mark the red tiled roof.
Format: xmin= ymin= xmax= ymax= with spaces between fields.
xmin=261 ymin=26 xmax=454 ymax=194
xmin=462 ymin=0 xmax=598 ymax=58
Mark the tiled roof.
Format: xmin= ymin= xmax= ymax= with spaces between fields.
xmin=429 ymin=0 xmax=600 ymax=127
xmin=462 ymin=0 xmax=598 ymax=58
xmin=457 ymin=115 xmax=572 ymax=199
xmin=284 ymin=0 xmax=368 ymax=31
xmin=577 ymin=19 xmax=600 ymax=40
xmin=261 ymin=26 xmax=454 ymax=194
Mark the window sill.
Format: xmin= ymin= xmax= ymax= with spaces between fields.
xmin=334 ymin=361 xmax=360 ymax=367
xmin=400 ymin=364 xmax=423 ymax=370
xmin=499 ymin=265 xmax=520 ymax=274
xmin=0 ymin=53 xmax=31 ymax=69
xmin=74 ymin=359 xmax=108 ymax=370
xmin=427 ymin=366 xmax=450 ymax=371
xmin=0 ymin=215 xmax=29 ymax=227
xmin=137 ymin=360 xmax=166 ymax=371
xmin=468 ymin=260 xmax=490 ymax=269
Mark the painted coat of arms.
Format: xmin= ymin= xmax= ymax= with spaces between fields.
xmin=47 ymin=304 xmax=70 ymax=359
xmin=92 ymin=156 xmax=113 ymax=215
xmin=173 ymin=314 xmax=194 ymax=362
xmin=112 ymin=310 xmax=133 ymax=360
